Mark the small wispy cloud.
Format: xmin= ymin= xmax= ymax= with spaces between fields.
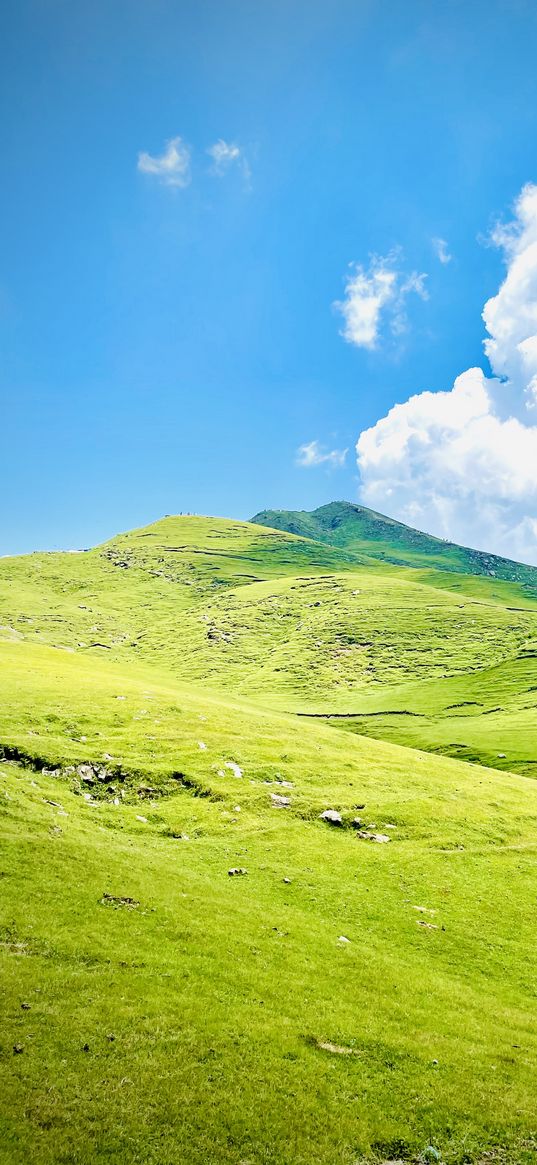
xmin=296 ymin=440 xmax=348 ymax=468
xmin=207 ymin=138 xmax=250 ymax=181
xmin=432 ymin=237 xmax=452 ymax=264
xmin=137 ymin=136 xmax=191 ymax=188
xmin=334 ymin=252 xmax=428 ymax=350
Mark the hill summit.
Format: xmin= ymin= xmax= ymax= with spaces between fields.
xmin=251 ymin=500 xmax=537 ymax=585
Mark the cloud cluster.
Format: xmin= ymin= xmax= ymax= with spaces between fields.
xmin=334 ymin=253 xmax=428 ymax=350
xmin=296 ymin=441 xmax=348 ymax=469
xmin=207 ymin=139 xmax=249 ymax=179
xmin=137 ymin=136 xmax=248 ymax=188
xmin=137 ymin=137 xmax=191 ymax=188
xmin=432 ymin=237 xmax=452 ymax=264
xmin=356 ymin=184 xmax=537 ymax=564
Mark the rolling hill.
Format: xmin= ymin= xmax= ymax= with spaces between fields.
xmin=2 ymin=510 xmax=537 ymax=1164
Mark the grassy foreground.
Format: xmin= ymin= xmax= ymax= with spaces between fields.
xmin=2 ymin=642 xmax=537 ymax=1163
xmin=2 ymin=513 xmax=537 ymax=1162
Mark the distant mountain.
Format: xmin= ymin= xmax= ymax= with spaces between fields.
xmin=251 ymin=500 xmax=537 ymax=586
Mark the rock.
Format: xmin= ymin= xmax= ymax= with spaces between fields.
xmin=82 ymin=1043 xmax=90 ymax=1053
xmin=356 ymin=831 xmax=391 ymax=843
xmin=77 ymin=764 xmax=96 ymax=782
xmin=228 ymin=867 xmax=247 ymax=876
xmin=198 ymin=741 xmax=207 ymax=750
xmin=316 ymin=1039 xmax=358 ymax=1055
xmin=20 ymin=1002 xmax=30 ymax=1010
xmin=283 ymin=877 xmax=291 ymax=884
xmin=13 ymin=1045 xmax=24 ymax=1055
xmin=225 ymin=761 xmax=243 ymax=778
xmin=100 ymin=893 xmax=139 ymax=909
xmin=417 ymin=920 xmax=438 ymax=930
xmin=497 ymin=753 xmax=506 ymax=758
xmin=106 ymin=1033 xmax=115 ymax=1041
xmin=320 ymin=810 xmax=343 ymax=826
xmin=271 ymin=793 xmax=290 ymax=808
xmin=337 ymin=935 xmax=350 ymax=943
xmin=351 ymin=817 xmax=366 ymax=830
xmin=135 ymin=815 xmax=148 ymax=824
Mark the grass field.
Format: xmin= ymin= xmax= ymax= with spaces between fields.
xmin=2 ymin=511 xmax=537 ymax=1163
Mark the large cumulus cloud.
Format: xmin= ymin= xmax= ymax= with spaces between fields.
xmin=356 ymin=184 xmax=537 ymax=564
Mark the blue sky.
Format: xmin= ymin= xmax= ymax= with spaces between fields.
xmin=2 ymin=0 xmax=537 ymax=558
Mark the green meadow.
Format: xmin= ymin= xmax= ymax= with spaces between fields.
xmin=2 ymin=507 xmax=537 ymax=1163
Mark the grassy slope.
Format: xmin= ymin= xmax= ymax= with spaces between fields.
xmin=1 ymin=515 xmax=536 ymax=698
xmin=314 ymin=653 xmax=537 ymax=779
xmin=2 ymin=515 xmax=537 ymax=1162
xmin=1 ymin=515 xmax=536 ymax=775
xmin=2 ymin=642 xmax=537 ymax=1164
xmin=251 ymin=501 xmax=537 ymax=587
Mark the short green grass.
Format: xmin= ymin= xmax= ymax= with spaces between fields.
xmin=2 ymin=513 xmax=537 ymax=1163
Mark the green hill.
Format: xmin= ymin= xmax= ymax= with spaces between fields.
xmin=251 ymin=500 xmax=537 ymax=587
xmin=2 ymin=512 xmax=537 ymax=1163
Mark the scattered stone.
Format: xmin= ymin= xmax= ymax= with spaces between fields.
xmin=320 ymin=810 xmax=343 ymax=826
xmin=497 ymin=753 xmax=506 ymax=759
xmin=13 ymin=1045 xmax=24 ymax=1055
xmin=271 ymin=793 xmax=291 ymax=808
xmin=412 ymin=905 xmax=436 ymax=915
xmin=20 ymin=1002 xmax=30 ymax=1010
xmin=106 ymin=1034 xmax=115 ymax=1042
xmin=337 ymin=935 xmax=350 ymax=944
xmin=198 ymin=741 xmax=207 ymax=751
xmin=225 ymin=761 xmax=243 ymax=779
xmin=351 ymin=817 xmax=366 ymax=830
xmin=100 ymin=893 xmax=139 ymax=909
xmin=283 ymin=877 xmax=292 ymax=884
xmin=82 ymin=1043 xmax=90 ymax=1053
xmin=316 ymin=1039 xmax=359 ymax=1056
xmin=135 ymin=815 xmax=148 ymax=824
xmin=233 ymin=806 xmax=241 ymax=813
xmin=417 ymin=920 xmax=438 ymax=930
xmin=356 ymin=831 xmax=391 ymax=843
xmin=228 ymin=867 xmax=247 ymax=876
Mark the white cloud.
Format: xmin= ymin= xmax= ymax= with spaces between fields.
xmin=334 ymin=253 xmax=428 ymax=350
xmin=296 ymin=441 xmax=348 ymax=469
xmin=432 ymin=237 xmax=452 ymax=264
xmin=207 ymin=139 xmax=249 ymax=180
xmin=137 ymin=136 xmax=191 ymax=188
xmin=356 ymin=184 xmax=537 ymax=564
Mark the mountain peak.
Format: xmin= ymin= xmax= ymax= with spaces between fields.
xmin=251 ymin=502 xmax=537 ymax=585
